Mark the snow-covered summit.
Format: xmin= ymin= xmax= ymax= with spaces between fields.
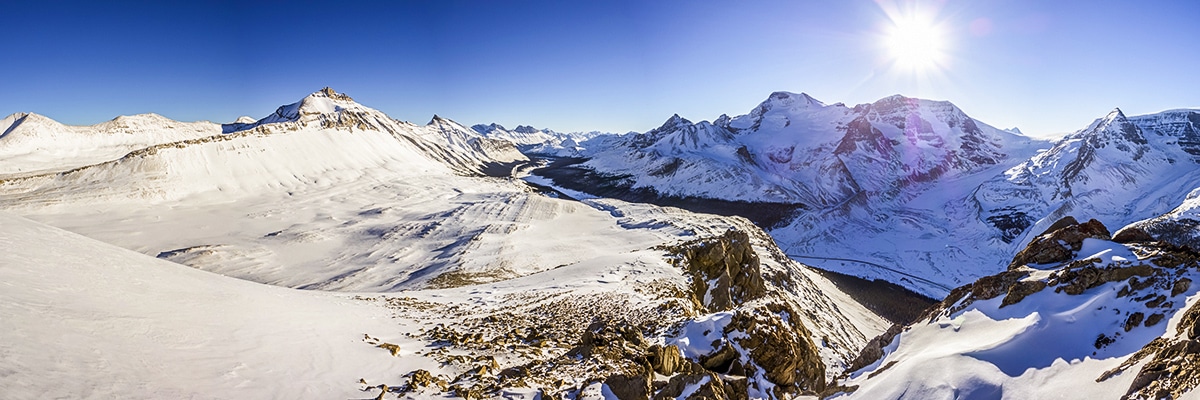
xmin=0 ymin=111 xmax=221 ymax=178
xmin=975 ymin=107 xmax=1191 ymax=249
xmin=224 ymin=87 xmax=389 ymax=132
xmin=581 ymin=91 xmax=1034 ymax=205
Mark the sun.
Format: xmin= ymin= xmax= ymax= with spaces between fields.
xmin=884 ymin=14 xmax=946 ymax=71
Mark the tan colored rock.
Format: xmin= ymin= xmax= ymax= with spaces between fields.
xmin=725 ymin=303 xmax=826 ymax=396
xmin=652 ymin=371 xmax=731 ymax=400
xmin=647 ymin=344 xmax=684 ymax=375
xmin=665 ymin=230 xmax=766 ymax=312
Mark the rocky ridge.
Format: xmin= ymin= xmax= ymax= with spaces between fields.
xmin=833 ymin=217 xmax=1200 ymax=399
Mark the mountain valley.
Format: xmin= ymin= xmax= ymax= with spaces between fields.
xmin=4 ymin=87 xmax=1200 ymax=399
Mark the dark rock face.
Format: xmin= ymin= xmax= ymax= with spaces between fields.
xmin=605 ymin=374 xmax=652 ymax=400
xmin=1009 ymin=217 xmax=1112 ymax=268
xmin=1113 ymin=226 xmax=1156 ymax=243
xmin=845 ymin=324 xmax=904 ymax=374
xmin=1050 ymin=261 xmax=1154 ymax=295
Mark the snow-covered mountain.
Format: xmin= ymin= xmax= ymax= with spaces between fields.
xmin=0 ymin=88 xmax=529 ymax=205
xmin=978 ymin=109 xmax=1200 ymax=248
xmin=531 ymin=92 xmax=1200 ymax=298
xmin=0 ymin=88 xmax=889 ymax=399
xmin=471 ymin=122 xmax=612 ymax=156
xmin=0 ymin=112 xmax=219 ymax=178
xmin=530 ymin=92 xmax=1046 ymax=296
xmin=579 ymin=92 xmax=1039 ymax=206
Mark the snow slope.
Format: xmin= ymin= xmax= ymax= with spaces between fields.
xmin=834 ymin=219 xmax=1200 ymax=399
xmin=0 ymin=211 xmax=410 ymax=399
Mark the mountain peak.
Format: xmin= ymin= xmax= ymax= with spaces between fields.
xmin=658 ymin=114 xmax=692 ymax=131
xmin=765 ymin=91 xmax=825 ymax=108
xmin=470 ymin=123 xmax=504 ymax=135
xmin=312 ymin=87 xmax=354 ymax=102
xmin=1105 ymin=107 xmax=1128 ymax=122
xmin=513 ymin=125 xmax=540 ymax=134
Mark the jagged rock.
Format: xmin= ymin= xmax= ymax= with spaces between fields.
xmin=572 ymin=320 xmax=647 ymax=362
xmin=1010 ymin=218 xmax=1111 ymax=268
xmin=723 ymin=303 xmax=826 ymax=397
xmin=1001 ymin=279 xmax=1048 ymax=307
xmin=1121 ymin=299 xmax=1200 ymax=399
xmin=406 ymin=369 xmax=448 ymax=392
xmin=846 ymin=324 xmax=904 ymax=373
xmin=1051 ymin=262 xmax=1154 ymax=295
xmin=377 ymin=342 xmax=401 ymax=356
xmin=647 ymin=344 xmax=684 ymax=375
xmin=664 ymin=230 xmax=766 ymax=312
xmin=1146 ymin=313 xmax=1165 ymax=327
xmin=699 ymin=340 xmax=739 ymax=372
xmin=1125 ymin=312 xmax=1145 ymax=332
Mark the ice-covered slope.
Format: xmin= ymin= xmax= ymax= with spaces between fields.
xmin=0 ymin=112 xmax=219 ymax=178
xmin=832 ymin=218 xmax=1200 ymax=399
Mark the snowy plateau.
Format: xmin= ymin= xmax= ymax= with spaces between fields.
xmin=3 ymin=87 xmax=1200 ymax=400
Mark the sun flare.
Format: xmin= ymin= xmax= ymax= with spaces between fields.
xmin=884 ymin=15 xmax=946 ymax=71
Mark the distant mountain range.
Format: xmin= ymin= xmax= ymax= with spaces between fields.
xmin=526 ymin=91 xmax=1200 ymax=297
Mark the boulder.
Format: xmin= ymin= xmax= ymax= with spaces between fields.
xmin=647 ymin=344 xmax=684 ymax=375
xmin=605 ymin=374 xmax=652 ymax=400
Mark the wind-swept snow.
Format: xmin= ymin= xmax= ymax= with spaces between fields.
xmin=0 ymin=211 xmax=410 ymax=399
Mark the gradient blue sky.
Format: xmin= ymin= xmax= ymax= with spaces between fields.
xmin=3 ymin=0 xmax=1197 ymax=137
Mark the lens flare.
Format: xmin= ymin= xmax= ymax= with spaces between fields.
xmin=885 ymin=14 xmax=946 ymax=72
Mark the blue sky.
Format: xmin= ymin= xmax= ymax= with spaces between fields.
xmin=3 ymin=0 xmax=1197 ymax=137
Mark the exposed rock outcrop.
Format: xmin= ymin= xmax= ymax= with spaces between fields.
xmin=1009 ymin=217 xmax=1111 ymax=268
xmin=658 ymin=229 xmax=827 ymax=397
xmin=665 ymin=229 xmax=766 ymax=312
